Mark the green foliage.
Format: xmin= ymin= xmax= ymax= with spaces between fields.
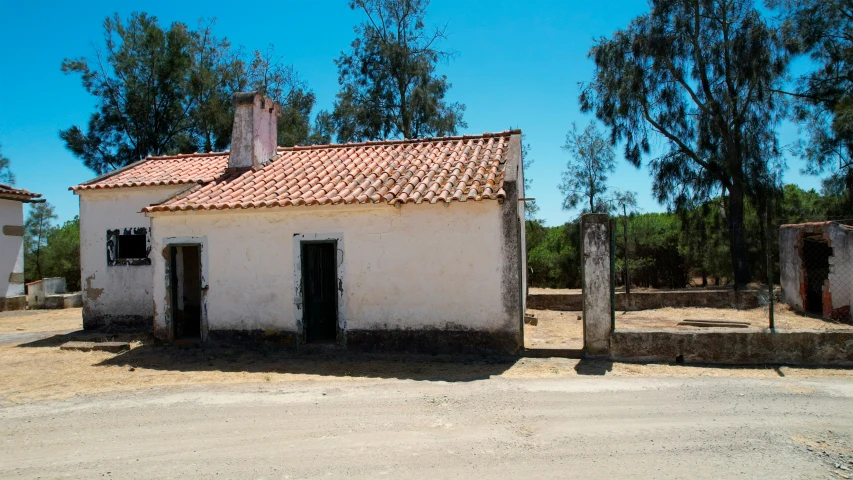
xmin=528 ymin=184 xmax=846 ymax=289
xmin=618 ymin=213 xmax=688 ymax=289
xmin=525 ymin=220 xmax=582 ymax=288
xmin=41 ymin=218 xmax=81 ymax=292
xmin=520 ymin=133 xmax=539 ymax=218
xmin=580 ymin=0 xmax=788 ymax=286
xmin=559 ymin=121 xmax=615 ymax=213
xmin=330 ymin=0 xmax=466 ymax=141
xmin=24 ymin=210 xmax=81 ymax=291
xmin=61 ymin=13 xmax=326 ymax=174
xmin=24 ymin=203 xmax=58 ymax=282
xmin=769 ymin=0 xmax=853 ymax=198
xmin=0 ymin=144 xmax=16 ymax=185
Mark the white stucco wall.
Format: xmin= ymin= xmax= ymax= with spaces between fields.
xmin=827 ymin=225 xmax=853 ymax=312
xmin=0 ymin=199 xmax=24 ymax=298
xmin=149 ymin=202 xmax=514 ymax=338
xmin=77 ymin=185 xmax=186 ymax=327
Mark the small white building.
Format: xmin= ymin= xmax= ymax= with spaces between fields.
xmin=780 ymin=221 xmax=853 ymax=323
xmin=72 ymin=92 xmax=526 ymax=352
xmin=0 ymin=184 xmax=43 ymax=311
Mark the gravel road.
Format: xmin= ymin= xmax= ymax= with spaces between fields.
xmin=2 ymin=376 xmax=852 ymax=479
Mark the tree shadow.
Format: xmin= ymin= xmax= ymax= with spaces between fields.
xmin=90 ymin=342 xmax=518 ymax=383
xmin=573 ymin=358 xmax=614 ymax=375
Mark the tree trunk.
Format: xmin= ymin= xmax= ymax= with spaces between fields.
xmin=726 ymin=181 xmax=751 ymax=289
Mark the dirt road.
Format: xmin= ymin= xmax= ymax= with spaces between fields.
xmin=2 ymin=376 xmax=852 ymax=479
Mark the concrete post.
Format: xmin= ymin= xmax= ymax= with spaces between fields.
xmin=581 ymin=214 xmax=612 ymax=356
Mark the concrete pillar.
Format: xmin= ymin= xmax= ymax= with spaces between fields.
xmin=581 ymin=214 xmax=612 ymax=356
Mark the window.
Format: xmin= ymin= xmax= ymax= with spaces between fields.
xmin=107 ymin=228 xmax=151 ymax=266
xmin=118 ymin=234 xmax=147 ymax=260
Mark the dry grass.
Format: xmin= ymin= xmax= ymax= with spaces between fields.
xmin=2 ymin=336 xmax=852 ymax=406
xmin=524 ymin=310 xmax=583 ymax=349
xmin=616 ymin=304 xmax=853 ymax=330
xmin=0 ymin=308 xmax=82 ymax=335
xmin=0 ymin=308 xmax=851 ymax=405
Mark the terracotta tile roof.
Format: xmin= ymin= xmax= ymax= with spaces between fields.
xmin=0 ymin=184 xmax=42 ymax=202
xmin=141 ymin=130 xmax=517 ymax=213
xmin=781 ymin=221 xmax=853 ymax=230
xmin=70 ymin=153 xmax=230 ymax=191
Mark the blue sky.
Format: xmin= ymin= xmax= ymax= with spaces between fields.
xmin=0 ymin=0 xmax=823 ymax=225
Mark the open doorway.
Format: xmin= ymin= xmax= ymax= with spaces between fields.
xmin=802 ymin=234 xmax=832 ymax=316
xmin=301 ymin=242 xmax=338 ymax=343
xmin=170 ymin=245 xmax=202 ymax=339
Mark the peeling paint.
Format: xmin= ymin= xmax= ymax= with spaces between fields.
xmin=106 ymin=227 xmax=152 ymax=266
xmin=79 ymin=186 xmax=184 ymax=331
xmin=84 ymin=274 xmax=104 ymax=301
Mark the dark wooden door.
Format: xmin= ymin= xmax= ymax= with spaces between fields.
xmin=302 ymin=242 xmax=338 ymax=342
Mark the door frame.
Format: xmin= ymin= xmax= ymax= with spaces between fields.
xmin=293 ymin=233 xmax=346 ymax=347
xmin=163 ymin=237 xmax=208 ymax=342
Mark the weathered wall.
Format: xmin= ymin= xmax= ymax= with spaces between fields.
xmin=611 ymin=329 xmax=853 ymax=366
xmin=581 ymin=214 xmax=611 ymax=356
xmin=827 ymin=224 xmax=853 ymax=316
xmin=528 ymin=289 xmax=763 ymax=311
xmin=149 ymin=201 xmax=520 ymax=352
xmin=499 ymin=133 xmax=524 ymax=351
xmin=779 ymin=223 xmax=853 ymax=319
xmin=0 ymin=199 xmax=24 ymax=299
xmin=77 ymin=185 xmax=186 ymax=330
xmin=779 ymin=225 xmax=803 ymax=310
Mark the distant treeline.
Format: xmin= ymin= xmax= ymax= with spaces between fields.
xmin=526 ymin=185 xmax=851 ymax=289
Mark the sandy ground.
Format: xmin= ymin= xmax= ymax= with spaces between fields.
xmin=524 ymin=310 xmax=584 ymax=349
xmin=523 ymin=304 xmax=853 ymax=350
xmin=2 ymin=377 xmax=853 ymax=479
xmin=1 ymin=308 xmax=852 ymax=406
xmin=2 ymin=309 xmax=853 ymax=478
xmin=617 ymin=303 xmax=853 ymax=330
xmin=0 ymin=308 xmax=82 ymax=335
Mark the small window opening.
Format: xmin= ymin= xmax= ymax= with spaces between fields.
xmin=118 ymin=234 xmax=147 ymax=260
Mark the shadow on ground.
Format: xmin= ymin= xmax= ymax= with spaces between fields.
xmin=573 ymin=358 xmax=614 ymax=375
xmin=16 ymin=331 xmax=146 ymax=349
xmin=94 ymin=344 xmax=517 ymax=382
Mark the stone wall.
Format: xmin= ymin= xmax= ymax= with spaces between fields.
xmin=528 ymin=289 xmax=762 ymax=311
xmin=611 ymin=329 xmax=853 ymax=366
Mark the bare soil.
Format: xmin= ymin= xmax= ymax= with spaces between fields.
xmin=615 ymin=304 xmax=853 ymax=330
xmin=1 ymin=308 xmax=852 ymax=406
xmin=0 ymin=307 xmax=82 ymax=335
xmin=524 ymin=303 xmax=853 ymax=351
xmin=4 ymin=376 xmax=853 ymax=479
xmin=524 ymin=309 xmax=583 ymax=349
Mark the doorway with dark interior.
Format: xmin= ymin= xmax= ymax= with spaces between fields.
xmin=802 ymin=234 xmax=832 ymax=316
xmin=170 ymin=245 xmax=202 ymax=339
xmin=301 ymin=242 xmax=338 ymax=344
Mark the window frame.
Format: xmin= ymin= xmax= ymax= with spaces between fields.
xmin=107 ymin=227 xmax=152 ymax=266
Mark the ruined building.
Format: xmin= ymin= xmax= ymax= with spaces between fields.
xmin=779 ymin=221 xmax=853 ymax=323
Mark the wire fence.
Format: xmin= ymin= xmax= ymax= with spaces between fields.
xmin=609 ymin=207 xmax=853 ymax=330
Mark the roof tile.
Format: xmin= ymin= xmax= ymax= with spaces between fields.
xmin=73 ymin=131 xmax=518 ymax=212
xmin=0 ymin=184 xmax=41 ymax=202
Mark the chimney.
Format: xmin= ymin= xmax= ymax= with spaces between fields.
xmin=228 ymin=91 xmax=281 ymax=171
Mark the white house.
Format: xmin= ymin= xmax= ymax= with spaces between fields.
xmin=72 ymin=92 xmax=526 ymax=352
xmin=0 ymin=184 xmax=43 ymax=311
